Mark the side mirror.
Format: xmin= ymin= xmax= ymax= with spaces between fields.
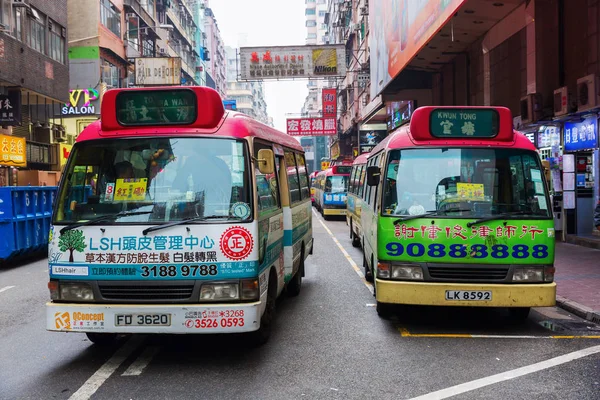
xmin=366 ymin=165 xmax=380 ymax=186
xmin=257 ymin=149 xmax=275 ymax=175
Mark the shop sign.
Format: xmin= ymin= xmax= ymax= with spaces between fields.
xmin=322 ymin=89 xmax=337 ymax=118
xmin=60 ymin=144 xmax=73 ymax=167
xmin=286 ymin=117 xmax=337 ymax=136
xmin=321 ymin=161 xmax=330 ymax=170
xmin=564 ymin=119 xmax=598 ymax=152
xmin=330 ymin=141 xmax=340 ymax=160
xmin=537 ymin=126 xmax=560 ymax=148
xmin=223 ymin=100 xmax=237 ymax=110
xmin=387 ymin=100 xmax=414 ymax=131
xmin=359 ymin=130 xmax=386 ymax=154
xmin=0 ymin=90 xmax=22 ymax=126
xmin=0 ymin=134 xmax=26 ymax=167
xmin=135 ymin=57 xmax=182 ymax=86
xmin=62 ymin=88 xmax=99 ymax=116
xmin=239 ymin=45 xmax=346 ymax=80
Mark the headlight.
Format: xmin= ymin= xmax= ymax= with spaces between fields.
xmin=513 ymin=267 xmax=544 ymax=282
xmin=59 ymin=283 xmax=94 ymax=301
xmin=391 ymin=265 xmax=424 ymax=281
xmin=200 ymin=282 xmax=239 ymax=301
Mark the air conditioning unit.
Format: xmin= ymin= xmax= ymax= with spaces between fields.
xmin=53 ymin=129 xmax=66 ymax=143
xmin=577 ymin=74 xmax=600 ymax=112
xmin=520 ymin=93 xmax=543 ymax=124
xmin=360 ymin=6 xmax=368 ymax=15
xmin=553 ymin=86 xmax=576 ymax=117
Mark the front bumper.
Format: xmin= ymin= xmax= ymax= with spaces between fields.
xmin=323 ymin=208 xmax=346 ymax=216
xmin=375 ymin=280 xmax=557 ymax=307
xmin=47 ymin=302 xmax=261 ymax=334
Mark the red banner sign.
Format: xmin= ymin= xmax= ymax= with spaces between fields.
xmin=286 ymin=117 xmax=337 ymax=136
xmin=322 ymin=88 xmax=337 ymax=118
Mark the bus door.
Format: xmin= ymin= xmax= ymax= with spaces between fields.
xmin=254 ymin=141 xmax=285 ymax=296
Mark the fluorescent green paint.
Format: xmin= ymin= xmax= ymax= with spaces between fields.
xmin=68 ymin=46 xmax=100 ymax=60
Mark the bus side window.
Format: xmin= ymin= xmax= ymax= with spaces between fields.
xmin=358 ymin=165 xmax=366 ymax=198
xmin=296 ymin=153 xmax=310 ymax=200
xmin=349 ymin=166 xmax=356 ymax=194
xmin=285 ymin=150 xmax=302 ymax=204
xmin=254 ymin=143 xmax=280 ymax=214
xmin=369 ymin=155 xmax=381 ymax=209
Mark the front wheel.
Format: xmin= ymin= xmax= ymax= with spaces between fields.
xmin=351 ymin=231 xmax=361 ymax=248
xmin=248 ymin=270 xmax=277 ymax=346
xmin=508 ymin=307 xmax=530 ymax=322
xmin=86 ymin=333 xmax=118 ymax=346
xmin=376 ymin=302 xmax=394 ymax=319
xmin=363 ymin=254 xmax=373 ymax=282
xmin=287 ymin=250 xmax=304 ymax=297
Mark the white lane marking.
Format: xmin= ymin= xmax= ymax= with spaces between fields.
xmin=121 ymin=345 xmax=160 ymax=376
xmin=313 ymin=209 xmax=374 ymax=295
xmin=0 ymin=286 xmax=15 ymax=293
xmin=407 ymin=344 xmax=600 ymax=400
xmin=69 ymin=336 xmax=144 ymax=400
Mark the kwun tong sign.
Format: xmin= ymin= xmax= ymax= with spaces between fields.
xmin=62 ymin=88 xmax=99 ymax=116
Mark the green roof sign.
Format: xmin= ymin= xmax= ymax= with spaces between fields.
xmin=116 ymin=89 xmax=197 ymax=126
xmin=429 ymin=108 xmax=499 ymax=138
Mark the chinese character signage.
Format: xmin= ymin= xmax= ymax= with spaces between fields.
xmin=0 ymin=134 xmax=26 ymax=167
xmin=62 ymin=88 xmax=99 ymax=116
xmin=134 ymin=57 xmax=182 ymax=86
xmin=286 ymin=117 xmax=337 ymax=136
xmin=537 ymin=126 xmax=560 ymax=148
xmin=430 ymin=109 xmax=499 ymax=138
xmin=239 ymin=45 xmax=346 ymax=80
xmin=322 ymin=88 xmax=337 ymax=118
xmin=564 ymin=119 xmax=598 ymax=152
xmin=114 ymin=178 xmax=147 ymax=201
xmin=330 ymin=141 xmax=340 ymax=160
xmin=0 ymin=90 xmax=22 ymax=126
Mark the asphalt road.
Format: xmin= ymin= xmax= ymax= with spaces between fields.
xmin=1 ymin=210 xmax=599 ymax=400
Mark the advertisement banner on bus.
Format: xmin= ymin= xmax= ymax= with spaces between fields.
xmin=369 ymin=0 xmax=466 ymax=98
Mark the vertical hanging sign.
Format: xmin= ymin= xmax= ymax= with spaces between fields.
xmin=322 ymin=88 xmax=337 ymax=118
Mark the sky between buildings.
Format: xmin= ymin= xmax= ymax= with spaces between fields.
xmin=209 ymin=0 xmax=309 ymax=133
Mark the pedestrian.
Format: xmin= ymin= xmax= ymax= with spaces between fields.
xmin=595 ymin=201 xmax=600 ymax=230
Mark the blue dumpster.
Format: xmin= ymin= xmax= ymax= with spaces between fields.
xmin=0 ymin=186 xmax=57 ymax=263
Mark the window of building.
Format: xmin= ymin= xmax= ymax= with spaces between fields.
xmin=102 ymin=60 xmax=120 ymax=88
xmin=13 ymin=7 xmax=22 ymax=41
xmin=306 ymin=0 xmax=316 ymax=2
xmin=318 ymin=10 xmax=326 ymax=17
xmin=49 ymin=20 xmax=65 ymax=63
xmin=0 ymin=0 xmax=11 ymax=31
xmin=307 ymin=33 xmax=317 ymax=39
xmin=305 ymin=8 xmax=316 ymax=15
xmin=306 ymin=20 xmax=317 ymax=27
xmin=28 ymin=10 xmax=45 ymax=54
xmin=100 ymin=0 xmax=121 ymax=38
xmin=321 ymin=23 xmax=328 ymax=29
xmin=146 ymin=0 xmax=155 ymax=18
xmin=142 ymin=39 xmax=154 ymax=57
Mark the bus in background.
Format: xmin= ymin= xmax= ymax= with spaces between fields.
xmin=309 ymin=171 xmax=319 ymax=205
xmin=47 ymin=86 xmax=313 ymax=346
xmin=313 ymin=165 xmax=351 ymax=220
xmin=346 ymin=153 xmax=369 ymax=249
xmin=361 ymin=106 xmax=555 ymax=320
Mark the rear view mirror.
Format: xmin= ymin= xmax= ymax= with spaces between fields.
xmin=257 ymin=149 xmax=274 ymax=175
xmin=366 ymin=166 xmax=381 ymax=186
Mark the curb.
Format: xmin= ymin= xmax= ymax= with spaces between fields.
xmin=556 ymin=295 xmax=600 ymax=324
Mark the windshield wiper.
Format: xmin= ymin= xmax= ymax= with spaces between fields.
xmin=393 ymin=208 xmax=471 ymax=224
xmin=466 ymin=211 xmax=532 ymax=228
xmin=142 ymin=215 xmax=245 ymax=235
xmin=60 ymin=210 xmax=154 ymax=234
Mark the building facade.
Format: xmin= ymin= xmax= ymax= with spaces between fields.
xmin=203 ymin=5 xmax=226 ymax=98
xmin=0 ymin=0 xmax=69 ymax=184
xmin=225 ymin=46 xmax=271 ymax=126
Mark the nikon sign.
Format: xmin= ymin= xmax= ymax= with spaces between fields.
xmin=238 ymin=45 xmax=346 ymax=80
xmin=134 ymin=57 xmax=182 ymax=86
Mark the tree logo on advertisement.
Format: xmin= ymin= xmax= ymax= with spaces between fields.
xmin=220 ymin=226 xmax=253 ymax=261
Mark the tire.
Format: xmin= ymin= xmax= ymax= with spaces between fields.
xmin=363 ymin=254 xmax=373 ymax=282
xmin=248 ymin=270 xmax=277 ymax=346
xmin=376 ymin=302 xmax=394 ymax=318
xmin=508 ymin=307 xmax=530 ymax=322
xmin=351 ymin=231 xmax=361 ymax=248
xmin=86 ymin=332 xmax=118 ymax=346
xmin=287 ymin=249 xmax=304 ymax=297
